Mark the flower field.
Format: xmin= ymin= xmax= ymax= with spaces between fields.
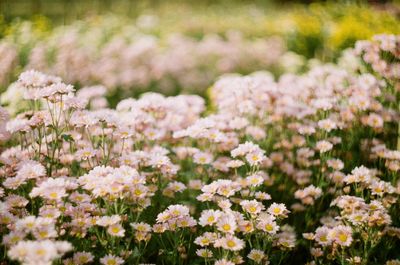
xmin=0 ymin=1 xmax=399 ymax=265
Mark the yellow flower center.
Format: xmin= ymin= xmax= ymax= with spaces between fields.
xmin=107 ymin=260 xmax=117 ymax=265
xmin=338 ymin=233 xmax=348 ymax=243
xmin=111 ymin=226 xmax=120 ymax=233
xmin=79 ymin=256 xmax=89 ymax=262
xmin=36 ymin=248 xmax=46 ymax=256
xmin=10 ymin=236 xmax=20 ymax=243
xmin=172 ymin=210 xmax=180 ymax=216
xmin=273 ymin=207 xmax=281 ymax=214
xmin=354 ymin=215 xmax=362 ymax=221
xmin=227 ymin=240 xmax=236 ymax=248
xmin=201 ymin=238 xmax=209 ymax=244
xmin=49 ymin=192 xmax=58 ymax=199
xmin=251 ymin=178 xmax=259 ymax=184
xmin=38 ymin=231 xmax=48 ymax=238
xmin=265 ymin=224 xmax=273 ymax=231
xmin=249 ymin=206 xmax=257 ymax=213
xmin=222 ymin=224 xmax=231 ymax=231
xmin=83 ymin=151 xmax=91 ymax=157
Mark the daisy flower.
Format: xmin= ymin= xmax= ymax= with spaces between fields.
xmin=107 ymin=224 xmax=125 ymax=237
xmin=248 ymin=249 xmax=265 ymax=263
xmin=100 ymin=254 xmax=124 ymax=265
xmin=267 ymin=203 xmax=289 ymax=218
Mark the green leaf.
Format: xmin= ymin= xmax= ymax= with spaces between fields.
xmin=132 ymin=247 xmax=141 ymax=257
xmin=61 ymin=134 xmax=74 ymax=142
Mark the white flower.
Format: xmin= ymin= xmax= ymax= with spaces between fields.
xmin=318 ymin=119 xmax=337 ymax=132
xmin=100 ymin=254 xmax=124 ymax=265
xmin=256 ymin=214 xmax=279 ymax=234
xmin=314 ymin=226 xmax=332 ymax=246
xmin=217 ymin=214 xmax=237 ymax=234
xmin=246 ymin=173 xmax=264 ymax=187
xmin=217 ymin=234 xmax=245 ymax=251
xmin=193 ymin=151 xmax=213 ymax=164
xmin=196 ymin=248 xmax=213 ymax=258
xmin=240 ymin=200 xmax=264 ymax=215
xmin=8 ymin=240 xmax=72 ymax=265
xmin=248 ymin=249 xmax=265 ymax=263
xmin=215 ymin=258 xmax=235 ymax=265
xmin=315 ymin=140 xmax=333 ymax=153
xmin=107 ymin=224 xmax=125 ymax=237
xmin=329 ymin=225 xmax=353 ymax=247
xmin=96 ymin=215 xmax=122 ymax=227
xmin=199 ymin=209 xmax=222 ymax=226
xmin=267 ymin=203 xmax=289 ymax=218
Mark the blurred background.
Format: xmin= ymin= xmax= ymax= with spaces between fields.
xmin=0 ymin=0 xmax=399 ymax=107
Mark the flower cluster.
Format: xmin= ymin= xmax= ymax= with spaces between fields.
xmin=0 ymin=18 xmax=286 ymax=104
xmin=0 ymin=34 xmax=399 ymax=265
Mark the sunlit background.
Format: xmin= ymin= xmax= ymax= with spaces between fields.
xmin=0 ymin=0 xmax=399 ymax=103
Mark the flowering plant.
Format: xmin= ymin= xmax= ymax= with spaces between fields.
xmin=0 ymin=34 xmax=399 ymax=265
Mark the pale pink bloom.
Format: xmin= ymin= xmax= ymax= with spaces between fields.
xmin=193 ymin=151 xmax=213 ymax=164
xmin=255 ymin=192 xmax=272 ymax=201
xmin=315 ymin=140 xmax=333 ymax=153
xmin=73 ymin=251 xmax=94 ymax=264
xmin=217 ymin=234 xmax=245 ymax=251
xmin=267 ymin=203 xmax=289 ymax=218
xmin=245 ymin=150 xmax=266 ymax=166
xmin=366 ymin=113 xmax=384 ymax=128
xmin=329 ymin=225 xmax=353 ymax=247
xmin=314 ymin=226 xmax=332 ymax=246
xmin=217 ymin=199 xmax=232 ymax=210
xmin=246 ymin=173 xmax=264 ymax=187
xmin=327 ymin=159 xmax=344 ymax=170
xmin=100 ymin=254 xmax=124 ymax=265
xmin=75 ymin=148 xmax=97 ymax=161
xmin=344 ymin=165 xmax=372 ymax=184
xmin=240 ymin=199 xmax=265 ymax=215
xmin=231 ymin=141 xmax=262 ymax=157
xmin=199 ymin=209 xmax=222 ymax=226
xmin=248 ymin=249 xmax=265 ymax=263
xmin=215 ymin=258 xmax=235 ymax=265
xmin=107 ymin=224 xmax=125 ymax=237
xmin=196 ymin=248 xmax=213 ymax=258
xmin=194 ymin=232 xmax=217 ymax=247
xmin=226 ymin=159 xmax=244 ymax=168
xmin=257 ymin=213 xmax=279 ymax=234
xmin=318 ymin=119 xmax=337 ymax=132
xmin=96 ymin=215 xmax=122 ymax=227
xmin=2 ymin=231 xmax=26 ymax=246
xmin=217 ymin=213 xmax=237 ymax=234
xmin=8 ymin=240 xmax=72 ymax=265
xmin=245 ymin=126 xmax=266 ymax=140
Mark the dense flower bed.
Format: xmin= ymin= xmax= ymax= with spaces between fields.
xmin=1 ymin=2 xmax=399 ymax=96
xmin=0 ymin=34 xmax=399 ymax=265
xmin=0 ymin=17 xmax=288 ymax=96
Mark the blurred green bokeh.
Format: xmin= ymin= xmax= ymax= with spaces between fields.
xmin=0 ymin=0 xmax=399 ymax=101
xmin=1 ymin=0 xmax=399 ymax=58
